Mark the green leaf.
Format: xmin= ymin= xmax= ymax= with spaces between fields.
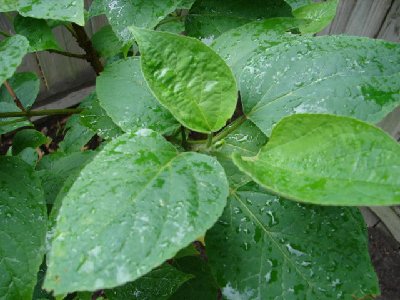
xmin=131 ymin=28 xmax=237 ymax=133
xmin=89 ymin=0 xmax=105 ymax=18
xmin=171 ymin=256 xmax=220 ymax=299
xmin=58 ymin=115 xmax=96 ymax=153
xmin=0 ymin=0 xmax=85 ymax=25
xmin=157 ymin=18 xmax=185 ymax=34
xmin=239 ymin=35 xmax=400 ymax=135
xmin=44 ymin=130 xmax=229 ymax=294
xmin=12 ymin=128 xmax=48 ymax=155
xmin=92 ymin=25 xmax=127 ymax=58
xmin=206 ymin=182 xmax=379 ymax=299
xmin=0 ymin=72 xmax=40 ymax=109
xmin=0 ymin=156 xmax=47 ymax=300
xmin=105 ymin=264 xmax=193 ymax=300
xmin=211 ymin=119 xmax=268 ymax=188
xmin=104 ymin=0 xmax=183 ymax=41
xmin=79 ymin=92 xmax=123 ymax=140
xmin=293 ymin=0 xmax=338 ymax=34
xmin=36 ymin=151 xmax=97 ymax=205
xmin=17 ymin=147 xmax=39 ymax=166
xmin=96 ymin=57 xmax=178 ymax=134
xmin=14 ymin=15 xmax=61 ymax=52
xmin=0 ymin=102 xmax=32 ymax=135
xmin=284 ymin=0 xmax=312 ymax=10
xmin=177 ymin=0 xmax=196 ymax=9
xmin=185 ymin=0 xmax=292 ymax=39
xmin=233 ymin=114 xmax=400 ymax=206
xmin=0 ymin=35 xmax=29 ymax=84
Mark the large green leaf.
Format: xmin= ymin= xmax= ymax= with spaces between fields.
xmin=206 ymin=182 xmax=379 ymax=299
xmin=0 ymin=72 xmax=40 ymax=109
xmin=185 ymin=0 xmax=292 ymax=40
xmin=44 ymin=130 xmax=228 ymax=294
xmin=105 ymin=264 xmax=193 ymax=300
xmin=14 ymin=15 xmax=61 ymax=52
xmin=131 ymin=28 xmax=237 ymax=133
xmin=293 ymin=0 xmax=338 ymax=34
xmin=91 ymin=25 xmax=127 ymax=58
xmin=96 ymin=57 xmax=178 ymax=134
xmin=233 ymin=114 xmax=400 ymax=206
xmin=0 ymin=35 xmax=29 ymax=84
xmin=239 ymin=35 xmax=400 ymax=135
xmin=0 ymin=156 xmax=47 ymax=300
xmin=104 ymin=0 xmax=182 ymax=41
xmin=0 ymin=0 xmax=84 ymax=25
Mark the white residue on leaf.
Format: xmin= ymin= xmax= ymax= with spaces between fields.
xmin=204 ymin=80 xmax=218 ymax=92
xmin=81 ymin=260 xmax=94 ymax=273
xmin=222 ymin=282 xmax=254 ymax=300
xmin=89 ymin=246 xmax=101 ymax=257
xmin=116 ymin=265 xmax=131 ymax=284
xmin=135 ymin=128 xmax=153 ymax=137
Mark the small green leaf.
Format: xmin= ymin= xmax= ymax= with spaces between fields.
xmin=0 ymin=0 xmax=85 ymax=25
xmin=293 ymin=0 xmax=338 ymax=34
xmin=284 ymin=0 xmax=312 ymax=10
xmin=96 ymin=57 xmax=179 ymax=134
xmin=0 ymin=72 xmax=40 ymax=109
xmin=17 ymin=147 xmax=39 ymax=166
xmin=105 ymin=264 xmax=193 ymax=300
xmin=44 ymin=130 xmax=228 ymax=294
xmin=58 ymin=115 xmax=96 ymax=153
xmin=186 ymin=0 xmax=292 ymax=39
xmin=92 ymin=25 xmax=127 ymax=58
xmin=206 ymin=182 xmax=379 ymax=299
xmin=0 ymin=35 xmax=29 ymax=84
xmin=239 ymin=35 xmax=400 ymax=135
xmin=14 ymin=15 xmax=61 ymax=52
xmin=104 ymin=0 xmax=183 ymax=41
xmin=12 ymin=128 xmax=48 ymax=155
xmin=0 ymin=156 xmax=47 ymax=300
xmin=79 ymin=92 xmax=123 ymax=140
xmin=131 ymin=27 xmax=237 ymax=133
xmin=233 ymin=114 xmax=400 ymax=206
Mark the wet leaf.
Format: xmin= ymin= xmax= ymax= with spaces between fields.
xmin=239 ymin=35 xmax=400 ymax=135
xmin=206 ymin=182 xmax=379 ymax=299
xmin=186 ymin=0 xmax=292 ymax=40
xmin=131 ymin=28 xmax=237 ymax=133
xmin=0 ymin=156 xmax=47 ymax=300
xmin=105 ymin=264 xmax=193 ymax=300
xmin=92 ymin=25 xmax=127 ymax=58
xmin=293 ymin=0 xmax=338 ymax=34
xmin=14 ymin=15 xmax=61 ymax=52
xmin=96 ymin=57 xmax=178 ymax=134
xmin=0 ymin=35 xmax=29 ymax=84
xmin=0 ymin=72 xmax=40 ymax=109
xmin=44 ymin=130 xmax=228 ymax=294
xmin=104 ymin=0 xmax=183 ymax=41
xmin=89 ymin=0 xmax=105 ymax=18
xmin=233 ymin=114 xmax=400 ymax=206
xmin=0 ymin=0 xmax=85 ymax=25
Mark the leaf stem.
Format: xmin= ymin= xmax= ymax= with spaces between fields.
xmin=0 ymin=30 xmax=11 ymax=37
xmin=213 ymin=115 xmax=247 ymax=142
xmin=3 ymin=80 xmax=26 ymax=112
xmin=46 ymin=49 xmax=87 ymax=60
xmin=0 ymin=108 xmax=83 ymax=118
xmin=0 ymin=117 xmax=28 ymax=126
xmin=206 ymin=133 xmax=213 ymax=148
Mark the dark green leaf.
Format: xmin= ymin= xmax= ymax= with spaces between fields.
xmin=0 ymin=35 xmax=29 ymax=84
xmin=233 ymin=114 xmax=400 ymax=206
xmin=44 ymin=130 xmax=228 ymax=294
xmin=0 ymin=156 xmax=47 ymax=299
xmin=131 ymin=28 xmax=237 ymax=133
xmin=185 ymin=0 xmax=292 ymax=39
xmin=105 ymin=264 xmax=193 ymax=300
xmin=178 ymin=0 xmax=196 ymax=9
xmin=17 ymin=147 xmax=39 ymax=166
xmin=58 ymin=115 xmax=96 ymax=153
xmin=14 ymin=15 xmax=61 ymax=52
xmin=12 ymin=128 xmax=48 ymax=155
xmin=157 ymin=18 xmax=185 ymax=34
xmin=92 ymin=25 xmax=127 ymax=58
xmin=240 ymin=35 xmax=400 ymax=135
xmin=0 ymin=72 xmax=40 ymax=109
xmin=0 ymin=0 xmax=85 ymax=25
xmin=0 ymin=102 xmax=32 ymax=135
xmin=206 ymin=182 xmax=379 ymax=299
xmin=96 ymin=57 xmax=179 ymax=134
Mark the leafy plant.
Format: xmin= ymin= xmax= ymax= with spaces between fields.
xmin=0 ymin=0 xmax=399 ymax=299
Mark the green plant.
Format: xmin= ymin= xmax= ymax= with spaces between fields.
xmin=0 ymin=0 xmax=399 ymax=299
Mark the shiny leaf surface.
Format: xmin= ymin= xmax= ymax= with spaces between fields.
xmin=239 ymin=35 xmax=400 ymax=135
xmin=44 ymin=130 xmax=228 ymax=294
xmin=0 ymin=0 xmax=84 ymax=25
xmin=131 ymin=28 xmax=237 ymax=133
xmin=96 ymin=57 xmax=178 ymax=134
xmin=0 ymin=35 xmax=29 ymax=84
xmin=105 ymin=264 xmax=193 ymax=300
xmin=233 ymin=114 xmax=400 ymax=206
xmin=186 ymin=0 xmax=292 ymax=39
xmin=206 ymin=183 xmax=379 ymax=299
xmin=0 ymin=156 xmax=47 ymax=300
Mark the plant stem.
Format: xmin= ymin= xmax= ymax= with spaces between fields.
xmin=47 ymin=49 xmax=87 ymax=60
xmin=71 ymin=23 xmax=104 ymax=75
xmin=213 ymin=115 xmax=247 ymax=143
xmin=0 ymin=108 xmax=83 ymax=118
xmin=206 ymin=133 xmax=213 ymax=148
xmin=0 ymin=117 xmax=28 ymax=126
xmin=4 ymin=80 xmax=26 ymax=112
